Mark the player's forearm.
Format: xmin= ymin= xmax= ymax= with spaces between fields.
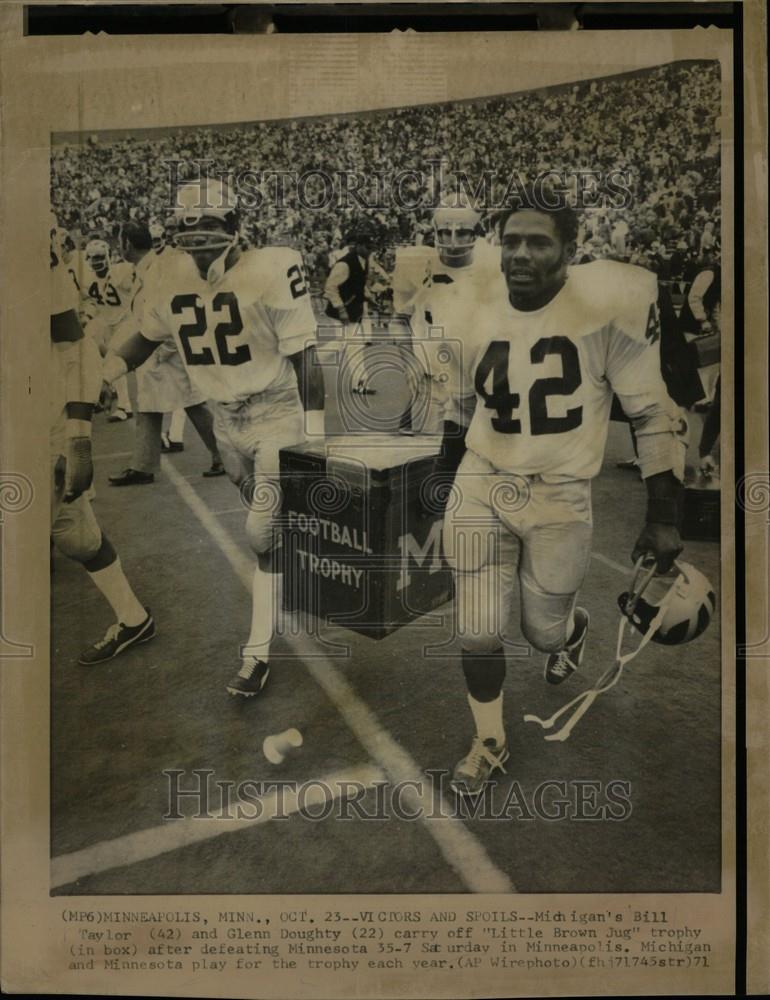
xmin=632 ymin=467 xmax=685 ymax=571
xmin=325 ymin=285 xmax=346 ymax=310
xmin=64 ymin=401 xmax=94 ymax=440
xmin=290 ymin=346 xmax=325 ymax=411
xmin=103 ymin=332 xmax=159 ymax=382
xmin=622 ymin=393 xmax=687 ymax=481
xmin=643 ymin=470 xmax=684 ymax=525
xmin=50 ymin=308 xmax=84 ymax=344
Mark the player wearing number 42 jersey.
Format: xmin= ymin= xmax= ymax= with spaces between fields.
xmin=443 ymin=195 xmax=687 ymax=796
xmin=102 ymin=178 xmax=324 ymax=697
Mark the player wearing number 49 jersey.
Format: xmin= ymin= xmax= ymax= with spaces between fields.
xmin=443 ymin=195 xmax=687 ymax=797
xmin=102 ymin=178 xmax=324 ymax=698
xmin=50 ymin=218 xmax=154 ymax=666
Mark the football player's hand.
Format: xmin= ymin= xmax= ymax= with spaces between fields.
xmin=64 ymin=436 xmax=94 ymax=503
xmin=98 ymin=381 xmax=114 ymax=410
xmin=632 ymin=522 xmax=683 ymax=575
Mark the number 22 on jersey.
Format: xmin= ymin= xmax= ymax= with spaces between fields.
xmin=169 ymin=263 xmax=309 ymax=368
xmin=474 ymin=336 xmax=583 ymax=436
xmin=172 ymin=291 xmax=249 ymax=366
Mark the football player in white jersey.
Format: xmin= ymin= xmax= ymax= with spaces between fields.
xmin=77 ymin=239 xmax=136 ymax=341
xmin=409 ymin=196 xmax=503 ymax=501
xmin=50 ymin=219 xmax=154 ymax=664
xmin=102 ymin=178 xmax=323 ymax=698
xmin=443 ymin=194 xmax=686 ymax=796
xmin=107 ymin=220 xmax=224 ymax=485
xmin=76 ymin=238 xmax=137 ymax=420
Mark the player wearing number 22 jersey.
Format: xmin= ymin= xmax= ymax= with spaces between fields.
xmin=443 ymin=197 xmax=686 ymax=797
xmin=141 ymin=243 xmax=312 ymax=402
xmin=102 ymin=178 xmax=324 ymax=699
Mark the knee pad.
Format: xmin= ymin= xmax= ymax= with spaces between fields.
xmin=520 ymin=617 xmax=570 ymax=654
xmin=53 ymin=503 xmax=102 ymax=563
xmin=460 ymin=630 xmax=505 ymax=656
xmin=519 ymin=577 xmax=575 ymax=653
xmin=245 ymin=507 xmax=280 ymax=557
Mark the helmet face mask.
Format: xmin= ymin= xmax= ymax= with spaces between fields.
xmin=86 ymin=239 xmax=111 ymax=276
xmin=618 ymin=560 xmax=716 ymax=645
xmin=175 ymin=216 xmax=236 ymax=254
xmin=173 ymin=179 xmax=240 ymax=267
xmin=433 ymin=203 xmax=480 ymax=266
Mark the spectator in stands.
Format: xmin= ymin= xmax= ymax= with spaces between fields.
xmin=52 ymin=61 xmax=721 ymax=302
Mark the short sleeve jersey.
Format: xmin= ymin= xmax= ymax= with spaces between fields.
xmin=141 ymin=247 xmax=316 ymax=403
xmin=464 ymin=259 xmax=670 ymax=480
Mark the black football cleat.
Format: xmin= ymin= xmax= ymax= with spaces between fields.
xmin=79 ymin=610 xmax=155 ymax=665
xmin=544 ymin=607 xmax=590 ymax=685
xmin=227 ymin=658 xmax=270 ymax=698
xmin=109 ymin=468 xmax=154 ymax=486
xmin=203 ymin=460 xmax=226 ymax=478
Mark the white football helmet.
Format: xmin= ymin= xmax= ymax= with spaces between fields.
xmin=85 ymin=239 xmax=111 ymax=274
xmin=433 ymin=192 xmax=481 ymax=265
xmin=173 ymin=177 xmax=239 ymax=254
xmin=618 ymin=559 xmax=716 ymax=645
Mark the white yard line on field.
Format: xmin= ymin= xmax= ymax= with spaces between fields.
xmin=158 ymin=457 xmax=514 ymax=894
xmin=51 ymin=765 xmax=385 ymax=889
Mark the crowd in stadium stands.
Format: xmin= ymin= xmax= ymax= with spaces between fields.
xmin=51 ymin=60 xmax=721 ymax=292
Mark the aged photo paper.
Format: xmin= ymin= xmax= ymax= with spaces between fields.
xmin=1 ymin=2 xmax=767 ymax=996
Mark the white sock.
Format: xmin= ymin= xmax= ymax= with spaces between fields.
xmin=467 ymin=692 xmax=505 ymax=746
xmin=88 ymin=558 xmax=146 ymax=627
xmin=169 ymin=408 xmax=186 ymax=442
xmin=242 ymin=565 xmax=282 ymax=663
xmin=115 ymin=376 xmax=132 ymax=413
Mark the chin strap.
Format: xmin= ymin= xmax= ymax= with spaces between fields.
xmin=524 ymin=557 xmax=679 ymax=742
